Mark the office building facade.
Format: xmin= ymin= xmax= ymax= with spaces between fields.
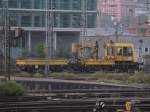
xmin=0 ymin=0 xmax=97 ymax=57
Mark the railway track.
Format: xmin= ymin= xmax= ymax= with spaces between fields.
xmin=0 ymin=88 xmax=150 ymax=112
xmin=0 ymin=97 xmax=150 ymax=112
xmin=28 ymin=88 xmax=150 ymax=99
xmin=0 ymin=79 xmax=149 ymax=112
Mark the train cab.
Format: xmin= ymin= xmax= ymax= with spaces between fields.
xmin=105 ymin=42 xmax=135 ymax=63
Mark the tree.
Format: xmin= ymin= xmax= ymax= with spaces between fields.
xmin=0 ymin=81 xmax=25 ymax=96
xmin=36 ymin=43 xmax=46 ymax=58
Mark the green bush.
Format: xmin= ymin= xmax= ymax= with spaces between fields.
xmin=0 ymin=81 xmax=25 ymax=96
xmin=36 ymin=43 xmax=46 ymax=58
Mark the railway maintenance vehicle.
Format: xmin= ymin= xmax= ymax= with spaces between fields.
xmin=16 ymin=40 xmax=139 ymax=73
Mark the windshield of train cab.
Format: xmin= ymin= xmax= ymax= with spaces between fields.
xmin=117 ymin=47 xmax=133 ymax=56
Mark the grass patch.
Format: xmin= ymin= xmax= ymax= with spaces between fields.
xmin=0 ymin=81 xmax=25 ymax=96
xmin=97 ymin=78 xmax=122 ymax=84
xmin=49 ymin=72 xmax=78 ymax=80
xmin=128 ymin=72 xmax=150 ymax=83
xmin=92 ymin=72 xmax=131 ymax=80
xmin=32 ymin=73 xmax=43 ymax=78
xmin=15 ymin=72 xmax=44 ymax=78
xmin=94 ymin=72 xmax=150 ymax=84
xmin=15 ymin=72 xmax=32 ymax=77
xmin=14 ymin=71 xmax=150 ymax=84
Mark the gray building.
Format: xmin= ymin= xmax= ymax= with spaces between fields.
xmin=0 ymin=0 xmax=97 ymax=58
xmin=135 ymin=0 xmax=148 ymax=25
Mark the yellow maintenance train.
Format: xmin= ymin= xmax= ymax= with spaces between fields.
xmin=16 ymin=41 xmax=139 ymax=73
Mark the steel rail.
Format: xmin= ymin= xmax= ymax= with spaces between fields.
xmin=0 ymin=97 xmax=150 ymax=111
xmin=0 ymin=103 xmax=150 ymax=111
xmin=28 ymin=88 xmax=150 ymax=93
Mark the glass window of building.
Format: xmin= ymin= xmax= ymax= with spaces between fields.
xmin=21 ymin=15 xmax=31 ymax=27
xmin=0 ymin=1 xmax=2 ymax=8
xmin=138 ymin=15 xmax=147 ymax=25
xmin=34 ymin=0 xmax=45 ymax=9
xmin=60 ymin=13 xmax=71 ymax=28
xmin=87 ymin=0 xmax=96 ymax=11
xmin=41 ymin=13 xmax=46 ymax=27
xmin=34 ymin=16 xmax=40 ymax=27
xmin=53 ymin=13 xmax=59 ymax=27
xmin=10 ymin=15 xmax=18 ymax=26
xmin=72 ymin=13 xmax=81 ymax=28
xmin=49 ymin=0 xmax=59 ymax=10
xmin=41 ymin=0 xmax=46 ymax=9
xmin=60 ymin=0 xmax=70 ymax=10
xmin=0 ymin=12 xmax=3 ymax=25
xmin=145 ymin=48 xmax=149 ymax=53
xmin=72 ymin=0 xmax=81 ymax=10
xmin=87 ymin=13 xmax=96 ymax=28
xmin=34 ymin=0 xmax=41 ymax=9
xmin=21 ymin=0 xmax=32 ymax=9
xmin=8 ymin=0 xmax=18 ymax=8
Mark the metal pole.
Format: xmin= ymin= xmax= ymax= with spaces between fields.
xmin=3 ymin=0 xmax=7 ymax=79
xmin=139 ymin=39 xmax=143 ymax=64
xmin=7 ymin=17 xmax=11 ymax=81
xmin=45 ymin=0 xmax=49 ymax=76
xmin=0 ymin=2 xmax=2 ymax=75
xmin=45 ymin=0 xmax=54 ymax=76
xmin=49 ymin=0 xmax=54 ymax=59
xmin=96 ymin=0 xmax=101 ymax=34
xmin=80 ymin=0 xmax=87 ymax=58
xmin=115 ymin=22 xmax=119 ymax=42
xmin=3 ymin=0 xmax=10 ymax=80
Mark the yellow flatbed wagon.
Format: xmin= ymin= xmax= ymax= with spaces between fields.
xmin=16 ymin=59 xmax=68 ymax=65
xmin=16 ymin=41 xmax=139 ymax=73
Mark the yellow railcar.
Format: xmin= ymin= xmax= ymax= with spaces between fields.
xmin=16 ymin=41 xmax=139 ymax=73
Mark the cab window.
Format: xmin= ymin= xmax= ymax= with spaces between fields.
xmin=107 ymin=47 xmax=114 ymax=56
xmin=123 ymin=47 xmax=133 ymax=56
xmin=117 ymin=47 xmax=133 ymax=56
xmin=127 ymin=47 xmax=133 ymax=56
xmin=117 ymin=48 xmax=123 ymax=56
